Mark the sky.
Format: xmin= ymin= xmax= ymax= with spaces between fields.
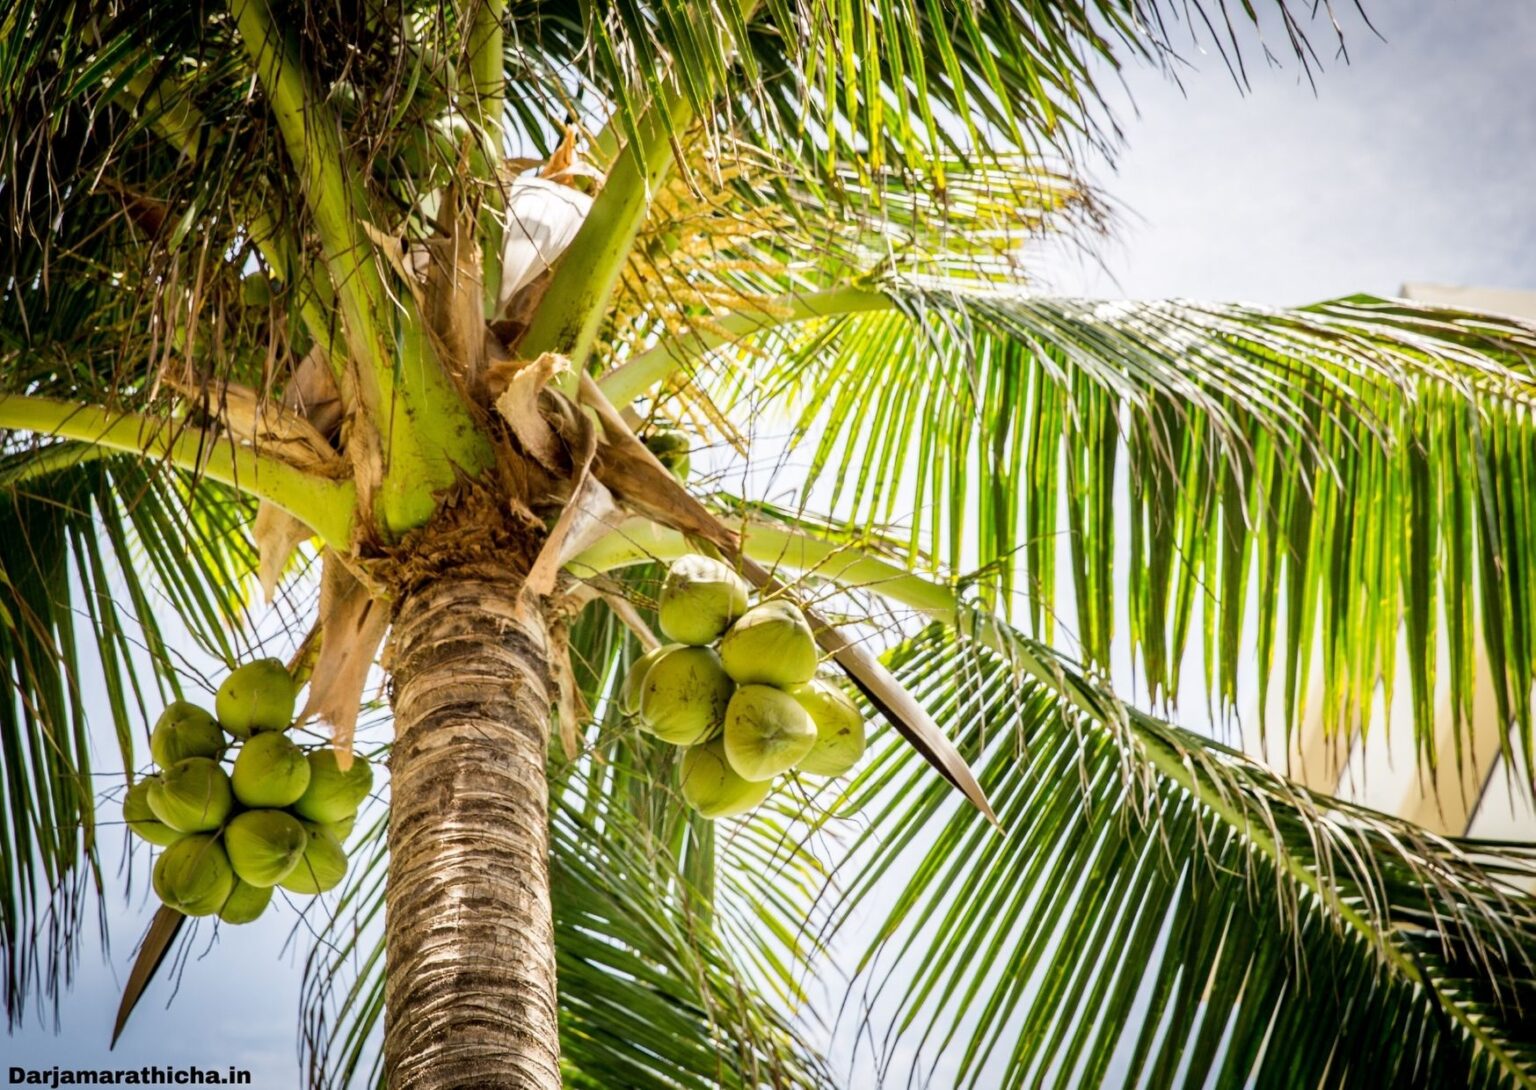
xmin=9 ymin=5 xmax=1536 ymax=1088
xmin=1036 ymin=2 xmax=1536 ymax=306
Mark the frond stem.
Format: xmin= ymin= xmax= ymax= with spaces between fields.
xmin=520 ymin=0 xmax=766 ymax=378
xmin=0 ymin=393 xmax=354 ymax=548
xmin=234 ymin=0 xmax=494 ymax=536
xmin=598 ymin=287 xmax=893 ymax=406
xmin=232 ymin=0 xmax=390 ymax=387
xmin=460 ymin=0 xmax=505 ymax=311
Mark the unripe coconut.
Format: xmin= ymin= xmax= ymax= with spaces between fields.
xmin=292 ymin=750 xmax=374 ymax=824
xmin=215 ymin=658 xmax=297 ymax=738
xmin=638 ymin=646 xmax=734 ymax=745
xmin=231 ymin=731 xmax=311 ymax=808
xmin=680 ymin=737 xmax=772 ymax=819
xmin=152 ymin=834 xmax=236 ymax=917
xmin=149 ymin=702 xmax=224 ymax=767
xmin=320 ymin=814 xmax=356 ymax=843
xmin=146 ymin=757 xmax=233 ymax=833
xmin=224 ymin=809 xmax=309 ymax=887
xmin=719 ymin=600 xmax=818 ymax=688
xmin=658 ymin=555 xmax=749 ymax=646
xmin=279 ymin=827 xmax=349 ymax=895
xmin=643 ymin=429 xmax=691 ymax=481
xmin=218 ymin=880 xmax=273 ymax=925
xmin=122 ymin=778 xmax=184 ymax=847
xmin=790 ymin=679 xmax=867 ymax=777
xmin=643 ymin=428 xmax=690 ymax=458
xmin=723 ymin=684 xmax=816 ymax=782
xmin=619 ymin=643 xmax=683 ymax=716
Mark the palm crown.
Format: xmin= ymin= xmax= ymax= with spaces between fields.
xmin=3 ymin=1 xmax=1536 ymax=1087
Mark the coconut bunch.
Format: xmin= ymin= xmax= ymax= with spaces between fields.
xmin=621 ymin=555 xmax=868 ymax=819
xmin=121 ymin=659 xmax=374 ymax=925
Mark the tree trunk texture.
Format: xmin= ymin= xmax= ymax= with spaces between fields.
xmin=384 ymin=566 xmax=560 ymax=1090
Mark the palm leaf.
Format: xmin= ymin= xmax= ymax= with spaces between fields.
xmin=673 ymin=288 xmax=1536 ymax=789
xmin=821 ymin=622 xmax=1536 ymax=1089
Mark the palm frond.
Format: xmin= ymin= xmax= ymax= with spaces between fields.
xmin=578 ymin=0 xmax=1356 ymax=185
xmin=0 ymin=0 xmax=1359 ymax=384
xmin=824 ymin=622 xmax=1536 ymax=1089
xmin=683 ymin=288 xmax=1536 ymax=787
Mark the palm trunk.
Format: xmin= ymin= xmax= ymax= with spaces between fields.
xmin=384 ymin=567 xmax=560 ymax=1089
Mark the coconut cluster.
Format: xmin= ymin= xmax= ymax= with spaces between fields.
xmin=623 ymin=555 xmax=868 ymax=820
xmin=122 ymin=659 xmax=373 ymax=924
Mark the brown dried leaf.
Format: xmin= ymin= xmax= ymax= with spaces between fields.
xmin=548 ymin=621 xmax=588 ymax=759
xmin=493 ymin=352 xmax=568 ymax=470
xmin=360 ymin=220 xmax=423 ymax=306
xmin=603 ymin=592 xmax=661 ymax=651
xmin=298 ymin=556 xmax=389 ymax=767
xmin=168 ymin=377 xmax=341 ymax=473
xmin=283 ymin=346 xmax=344 ymax=440
xmin=112 ymin=906 xmax=184 ymax=1047
xmin=524 ymin=406 xmax=611 ymax=597
xmin=251 ymin=503 xmax=314 ymax=602
xmin=578 ymin=374 xmax=736 ymax=552
xmin=419 ymin=234 xmax=486 ymax=385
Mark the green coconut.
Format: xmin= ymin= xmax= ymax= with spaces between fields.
xmin=679 ymin=737 xmax=772 ymax=819
xmin=122 ymin=778 xmax=184 ymax=847
xmin=638 ymin=645 xmax=735 ymax=745
xmin=719 ymin=600 xmax=818 ymax=688
xmin=643 ymin=429 xmax=691 ymax=481
xmin=722 ymin=684 xmax=816 ymax=782
xmin=149 ymin=702 xmax=224 ymax=767
xmin=146 ymin=757 xmax=234 ymax=833
xmin=619 ymin=643 xmax=682 ymax=716
xmin=279 ymin=827 xmax=349 ymax=895
xmin=292 ymin=750 xmax=374 ymax=824
xmin=320 ymin=813 xmax=357 ymax=843
xmin=224 ymin=808 xmax=309 ymax=887
xmin=790 ymin=679 xmax=867 ymax=777
xmin=217 ymin=880 xmax=273 ymax=925
xmin=215 ymin=658 xmax=297 ymax=738
xmin=657 ymin=555 xmax=750 ymax=646
xmin=152 ymin=834 xmax=236 ymax=917
xmin=231 ymin=730 xmax=312 ymax=808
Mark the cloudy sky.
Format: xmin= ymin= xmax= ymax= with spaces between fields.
xmin=11 ymin=5 xmax=1536 ymax=1087
xmin=1038 ymin=2 xmax=1536 ymax=305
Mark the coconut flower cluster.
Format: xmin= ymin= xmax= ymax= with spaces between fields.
xmin=621 ymin=555 xmax=868 ymax=819
xmin=121 ymin=659 xmax=373 ymax=924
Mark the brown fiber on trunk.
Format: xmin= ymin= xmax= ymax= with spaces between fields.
xmin=384 ymin=565 xmax=560 ymax=1090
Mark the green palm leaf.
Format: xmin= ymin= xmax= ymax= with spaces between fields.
xmin=824 ymin=623 xmax=1536 ymax=1088
xmin=650 ymin=287 xmax=1536 ymax=787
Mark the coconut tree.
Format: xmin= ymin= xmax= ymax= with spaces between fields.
xmin=4 ymin=1 xmax=1536 ymax=1087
